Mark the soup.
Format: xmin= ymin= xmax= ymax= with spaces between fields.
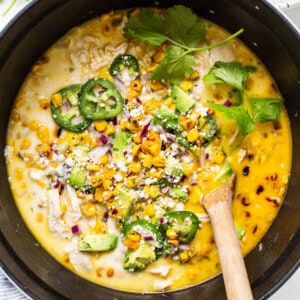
xmin=5 ymin=6 xmax=291 ymax=292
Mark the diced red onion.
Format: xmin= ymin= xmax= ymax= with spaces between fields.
xmin=166 ymin=133 xmax=176 ymax=142
xmin=53 ymin=179 xmax=61 ymax=189
xmin=223 ymin=99 xmax=232 ymax=107
xmin=71 ymin=225 xmax=80 ymax=234
xmin=136 ymin=98 xmax=142 ymax=104
xmin=141 ymin=120 xmax=151 ymax=137
xmin=112 ymin=117 xmax=118 ymax=125
xmin=190 ymin=173 xmax=198 ymax=186
xmin=99 ymin=134 xmax=108 ymax=145
xmin=159 ymin=217 xmax=167 ymax=224
xmin=144 ymin=236 xmax=154 ymax=241
xmin=205 ymin=153 xmax=209 ymax=160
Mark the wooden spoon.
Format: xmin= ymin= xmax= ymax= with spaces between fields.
xmin=202 ymin=174 xmax=253 ymax=300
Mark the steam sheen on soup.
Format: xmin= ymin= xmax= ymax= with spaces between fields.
xmin=5 ymin=6 xmax=291 ymax=292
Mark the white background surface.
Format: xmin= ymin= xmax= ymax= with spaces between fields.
xmin=0 ymin=0 xmax=299 ymax=299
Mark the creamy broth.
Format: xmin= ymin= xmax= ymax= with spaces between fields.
xmin=5 ymin=7 xmax=291 ymax=292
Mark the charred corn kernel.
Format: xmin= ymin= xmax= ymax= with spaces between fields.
xmin=152 ymin=156 xmax=166 ymax=167
xmin=123 ymin=238 xmax=140 ymax=250
xmin=128 ymin=231 xmax=141 ymax=242
xmin=11 ymin=111 xmax=21 ymax=122
xmin=144 ymin=204 xmax=155 ymax=217
xmin=149 ymin=185 xmax=161 ymax=198
xmin=126 ymin=176 xmax=140 ymax=188
xmin=29 ymin=120 xmax=40 ymax=131
xmin=182 ymin=163 xmax=194 ymax=176
xmin=81 ymin=202 xmax=97 ymax=217
xmin=166 ymin=228 xmax=178 ymax=240
xmin=143 ymin=154 xmax=153 ymax=168
xmin=51 ymin=93 xmax=62 ymax=108
xmin=97 ymin=66 xmax=113 ymax=81
xmin=187 ymin=129 xmax=199 ymax=142
xmin=179 ymin=80 xmax=193 ymax=91
xmin=168 ymin=239 xmax=180 ymax=247
xmin=86 ymin=163 xmax=100 ymax=171
xmin=39 ymin=98 xmax=50 ymax=109
xmin=20 ymin=138 xmax=31 ymax=150
xmin=128 ymin=162 xmax=142 ymax=173
xmin=94 ymin=120 xmax=108 ymax=132
xmin=15 ymin=168 xmax=24 ymax=180
xmin=282 ymin=174 xmax=289 ymax=185
xmin=133 ymin=133 xmax=142 ymax=144
xmin=153 ymin=51 xmax=164 ymax=64
xmin=179 ymin=251 xmax=189 ymax=263
xmin=106 ymin=268 xmax=114 ymax=277
xmin=95 ymin=188 xmax=104 ymax=202
xmin=129 ymin=80 xmax=142 ymax=99
xmin=99 ymin=154 xmax=109 ymax=165
xmin=189 ymin=70 xmax=200 ymax=81
xmin=90 ymin=175 xmax=102 ymax=188
xmin=103 ymin=179 xmax=113 ymax=190
xmin=104 ymin=124 xmax=115 ymax=136
xmin=148 ymin=80 xmax=164 ymax=91
xmin=132 ymin=144 xmax=141 ymax=156
xmin=36 ymin=212 xmax=43 ymax=223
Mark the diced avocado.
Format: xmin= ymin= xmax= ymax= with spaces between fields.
xmin=153 ymin=106 xmax=183 ymax=133
xmin=69 ymin=164 xmax=86 ymax=189
xmin=78 ymin=233 xmax=118 ymax=252
xmin=115 ymin=187 xmax=138 ymax=222
xmin=201 ymin=116 xmax=218 ymax=146
xmin=172 ymin=186 xmax=189 ymax=202
xmin=123 ymin=243 xmax=156 ymax=271
xmin=112 ymin=131 xmax=131 ymax=162
xmin=171 ymin=85 xmax=195 ymax=113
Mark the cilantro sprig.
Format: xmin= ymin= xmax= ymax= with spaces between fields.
xmin=203 ymin=61 xmax=282 ymax=139
xmin=124 ymin=5 xmax=243 ymax=83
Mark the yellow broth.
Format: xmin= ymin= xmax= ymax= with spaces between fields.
xmin=5 ymin=8 xmax=291 ymax=292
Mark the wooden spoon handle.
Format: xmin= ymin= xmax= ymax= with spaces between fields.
xmin=206 ymin=200 xmax=253 ymax=300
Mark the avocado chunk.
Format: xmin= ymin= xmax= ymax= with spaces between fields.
xmin=172 ymin=185 xmax=189 ymax=202
xmin=171 ymin=85 xmax=195 ymax=113
xmin=123 ymin=243 xmax=156 ymax=271
xmin=115 ymin=187 xmax=138 ymax=222
xmin=79 ymin=234 xmax=118 ymax=252
xmin=112 ymin=131 xmax=132 ymax=162
xmin=69 ymin=164 xmax=86 ymax=189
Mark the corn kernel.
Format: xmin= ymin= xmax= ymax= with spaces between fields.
xmin=213 ymin=150 xmax=226 ymax=164
xmin=81 ymin=202 xmax=97 ymax=217
xmin=128 ymin=162 xmax=142 ymax=173
xmin=179 ymin=80 xmax=193 ymax=91
xmin=11 ymin=111 xmax=21 ymax=122
xmin=86 ymin=163 xmax=100 ymax=171
xmin=143 ymin=154 xmax=153 ymax=168
xmin=149 ymin=185 xmax=161 ymax=198
xmin=123 ymin=238 xmax=140 ymax=250
xmin=119 ymin=120 xmax=128 ymax=130
xmin=15 ymin=168 xmax=23 ymax=180
xmin=187 ymin=129 xmax=199 ymax=143
xmin=189 ymin=70 xmax=200 ymax=81
xmin=179 ymin=251 xmax=189 ymax=263
xmin=148 ymin=168 xmax=164 ymax=179
xmin=132 ymin=133 xmax=142 ymax=144
xmin=15 ymin=98 xmax=25 ymax=109
xmin=20 ymin=138 xmax=31 ymax=150
xmin=147 ymin=64 xmax=157 ymax=72
xmin=144 ymin=98 xmax=162 ymax=114
xmin=94 ymin=120 xmax=108 ymax=132
xmin=153 ymin=51 xmax=164 ymax=64
xmin=168 ymin=239 xmax=180 ymax=247
xmin=106 ymin=268 xmax=114 ymax=277
xmin=39 ymin=98 xmax=50 ymax=110
xmin=51 ymin=93 xmax=62 ymax=108
xmin=144 ymin=204 xmax=155 ymax=217
xmin=166 ymin=228 xmax=178 ymax=240
xmin=282 ymin=174 xmax=289 ymax=185
xmin=128 ymin=231 xmax=141 ymax=242
xmin=182 ymin=163 xmax=194 ymax=176
xmin=104 ymin=124 xmax=115 ymax=136
xmin=126 ymin=176 xmax=140 ymax=188
xmin=132 ymin=144 xmax=141 ymax=156
xmin=148 ymin=80 xmax=165 ymax=91
xmin=103 ymin=179 xmax=113 ymax=190
xmin=129 ymin=80 xmax=142 ymax=99
xmin=36 ymin=212 xmax=44 ymax=223
xmin=99 ymin=154 xmax=109 ymax=165
xmin=152 ymin=156 xmax=166 ymax=167
xmin=29 ymin=120 xmax=40 ymax=131
xmin=97 ymin=66 xmax=113 ymax=81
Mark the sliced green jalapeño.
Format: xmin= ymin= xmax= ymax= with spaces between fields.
xmin=109 ymin=54 xmax=140 ymax=77
xmin=50 ymin=84 xmax=92 ymax=132
xmin=79 ymin=78 xmax=124 ymax=120
xmin=162 ymin=211 xmax=200 ymax=244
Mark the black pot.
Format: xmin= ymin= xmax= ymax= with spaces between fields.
xmin=0 ymin=0 xmax=299 ymax=299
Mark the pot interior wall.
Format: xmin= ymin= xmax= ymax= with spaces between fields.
xmin=0 ymin=0 xmax=299 ymax=299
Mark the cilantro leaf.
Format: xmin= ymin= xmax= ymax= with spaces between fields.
xmin=212 ymin=103 xmax=255 ymax=136
xmin=123 ymin=9 xmax=167 ymax=46
xmin=203 ymin=61 xmax=249 ymax=91
xmin=248 ymin=98 xmax=282 ymax=122
xmin=165 ymin=5 xmax=205 ymax=48
xmin=151 ymin=46 xmax=194 ymax=83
